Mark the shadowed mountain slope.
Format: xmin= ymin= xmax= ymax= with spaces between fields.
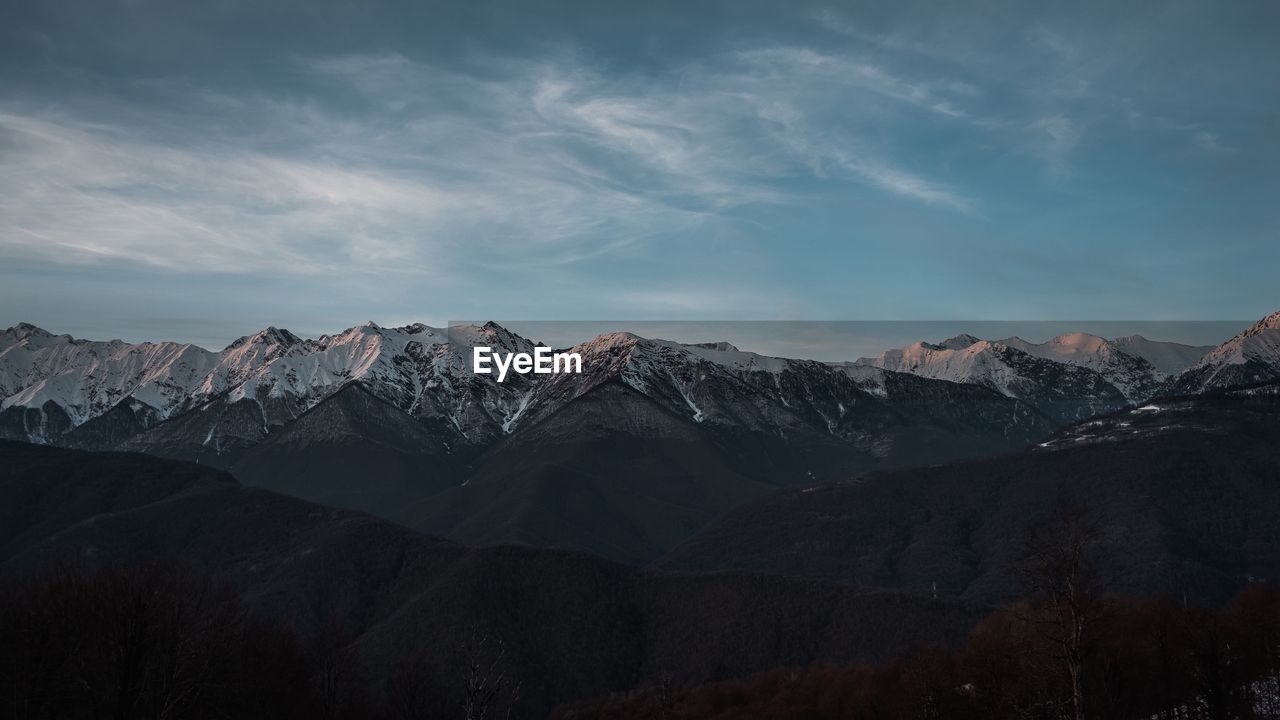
xmin=659 ymin=380 xmax=1280 ymax=606
xmin=0 ymin=441 xmax=979 ymax=717
xmin=228 ymin=382 xmax=462 ymax=517
xmin=397 ymin=382 xmax=779 ymax=565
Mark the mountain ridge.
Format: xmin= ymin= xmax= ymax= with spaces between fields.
xmin=1 ymin=320 xmax=1059 ymax=456
xmin=1167 ymin=311 xmax=1280 ymax=394
xmin=5 ymin=313 xmax=1279 ymax=566
xmin=856 ymin=328 xmax=1227 ymax=414
xmin=5 ymin=319 xmax=1226 ymax=448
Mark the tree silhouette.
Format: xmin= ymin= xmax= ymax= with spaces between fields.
xmin=1014 ymin=507 xmax=1103 ymax=720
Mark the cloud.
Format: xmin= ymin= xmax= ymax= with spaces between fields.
xmin=1029 ymin=114 xmax=1081 ymax=178
xmin=1194 ymin=130 xmax=1236 ymax=156
xmin=811 ymin=9 xmax=993 ymax=69
xmin=735 ymin=47 xmax=975 ymax=121
xmin=1 ymin=45 xmax=985 ymax=282
xmin=0 ymin=111 xmax=475 ymax=275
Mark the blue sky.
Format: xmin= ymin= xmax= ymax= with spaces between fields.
xmin=1 ymin=0 xmax=1277 ymax=347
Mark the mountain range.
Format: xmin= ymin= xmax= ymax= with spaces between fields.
xmin=4 ymin=310 xmax=1280 ymax=717
xmin=5 ymin=350 xmax=1280 ymax=716
xmin=3 ymin=310 xmax=1279 ymax=563
xmin=858 ymin=330 xmax=1210 ymax=419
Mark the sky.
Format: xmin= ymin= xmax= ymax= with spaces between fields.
xmin=1 ymin=0 xmax=1277 ymax=348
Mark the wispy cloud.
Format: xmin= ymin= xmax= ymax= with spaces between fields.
xmin=2 ymin=0 xmax=1275 ymax=336
xmin=0 ymin=111 xmax=477 ymax=275
xmin=1194 ymin=130 xmax=1236 ymax=156
xmin=736 ymin=47 xmax=977 ymax=121
xmin=812 ymin=9 xmax=993 ymax=68
xmin=1029 ymin=114 xmax=1081 ymax=178
xmin=1 ymin=45 xmax=984 ymax=280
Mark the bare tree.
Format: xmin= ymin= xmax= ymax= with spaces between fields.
xmin=653 ymin=669 xmax=675 ymax=720
xmin=386 ymin=662 xmax=441 ymax=720
xmin=310 ymin=614 xmax=365 ymax=720
xmin=457 ymin=634 xmax=521 ymax=720
xmin=1014 ymin=507 xmax=1103 ymax=720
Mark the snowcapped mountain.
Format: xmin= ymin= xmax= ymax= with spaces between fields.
xmin=856 ymin=336 xmax=1127 ymax=422
xmin=1110 ymin=335 xmax=1215 ymax=375
xmin=1167 ymin=311 xmax=1280 ymax=394
xmin=857 ymin=329 xmax=1215 ymax=420
xmin=0 ymin=323 xmax=212 ymax=428
xmin=0 ymin=321 xmax=533 ymax=450
xmin=998 ymin=333 xmax=1165 ymax=401
xmin=509 ymin=331 xmax=1047 ymax=454
xmin=3 ymin=315 xmax=1263 ymax=567
xmin=0 ymin=320 xmax=1054 ymax=467
xmin=3 ymin=315 xmax=1259 ymax=470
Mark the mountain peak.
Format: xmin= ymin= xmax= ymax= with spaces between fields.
xmin=226 ymin=326 xmax=302 ymax=350
xmin=582 ymin=331 xmax=644 ymax=348
xmin=5 ymin=322 xmax=53 ymax=341
xmin=937 ymin=334 xmax=981 ymax=350
xmin=1195 ymin=309 xmax=1280 ymax=363
xmin=1046 ymin=332 xmax=1109 ymax=352
xmin=1255 ymin=310 xmax=1280 ymax=331
xmin=686 ymin=341 xmax=740 ymax=352
xmin=396 ymin=322 xmax=433 ymax=335
xmin=1166 ymin=310 xmax=1280 ymax=393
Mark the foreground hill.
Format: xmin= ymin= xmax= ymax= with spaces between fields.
xmin=659 ymin=380 xmax=1280 ymax=606
xmin=0 ymin=441 xmax=978 ymax=717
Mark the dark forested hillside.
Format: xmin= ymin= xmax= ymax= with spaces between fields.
xmin=660 ymin=381 xmax=1280 ymax=606
xmin=554 ymin=588 xmax=1280 ymax=720
xmin=0 ymin=441 xmax=979 ymax=718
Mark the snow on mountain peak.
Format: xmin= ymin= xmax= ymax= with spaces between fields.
xmin=225 ymin=326 xmax=303 ymax=351
xmin=446 ymin=323 xmax=535 ymax=355
xmin=511 ymin=328 xmax=856 ymax=432
xmin=861 ymin=332 xmax=1162 ymax=405
xmin=1048 ymin=332 xmax=1110 ymax=352
xmin=2 ymin=316 xmax=1263 ymax=447
xmin=1000 ymin=332 xmax=1112 ymax=363
xmin=1257 ymin=310 xmax=1280 ymax=331
xmin=0 ymin=321 xmax=536 ymax=437
xmin=395 ymin=323 xmax=434 ymax=336
xmin=1191 ymin=310 xmax=1280 ymax=369
xmin=1129 ymin=310 xmax=1280 ymax=395
xmin=685 ymin=341 xmax=741 ymax=352
xmin=5 ymin=322 xmax=52 ymax=341
xmin=937 ymin=334 xmax=981 ymax=350
xmin=1110 ymin=335 xmax=1213 ymax=375
xmin=859 ymin=339 xmax=1007 ymax=386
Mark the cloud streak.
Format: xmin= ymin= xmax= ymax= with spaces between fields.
xmin=3 ymin=0 xmax=1276 ymax=336
xmin=1 ymin=44 xmax=987 ymax=280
